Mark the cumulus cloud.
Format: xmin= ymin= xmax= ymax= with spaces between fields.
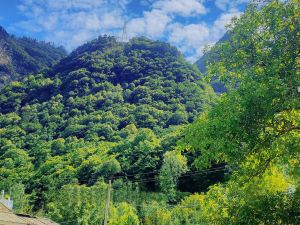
xmin=153 ymin=0 xmax=207 ymax=16
xmin=13 ymin=0 xmax=246 ymax=61
xmin=168 ymin=10 xmax=242 ymax=62
xmin=15 ymin=0 xmax=128 ymax=51
xmin=214 ymin=0 xmax=248 ymax=11
xmin=127 ymin=9 xmax=171 ymax=38
xmin=126 ymin=0 xmax=206 ymax=39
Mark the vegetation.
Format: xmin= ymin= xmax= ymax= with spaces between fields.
xmin=0 ymin=32 xmax=215 ymax=221
xmin=0 ymin=26 xmax=66 ymax=87
xmin=0 ymin=1 xmax=299 ymax=224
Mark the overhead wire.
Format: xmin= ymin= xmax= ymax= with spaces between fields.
xmin=45 ymin=166 xmax=226 ymax=225
xmin=43 ymin=165 xmax=227 ymax=184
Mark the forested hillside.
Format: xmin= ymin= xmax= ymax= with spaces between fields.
xmin=0 ymin=26 xmax=66 ymax=87
xmin=0 ymin=36 xmax=216 ymax=219
xmin=0 ymin=1 xmax=299 ymax=224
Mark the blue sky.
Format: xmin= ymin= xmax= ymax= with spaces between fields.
xmin=0 ymin=0 xmax=247 ymax=62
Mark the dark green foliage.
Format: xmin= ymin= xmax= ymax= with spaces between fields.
xmin=0 ymin=26 xmax=66 ymax=87
xmin=0 ymin=36 xmax=215 ymax=134
xmin=0 ymin=1 xmax=297 ymax=223
xmin=0 ymin=36 xmax=215 ymax=213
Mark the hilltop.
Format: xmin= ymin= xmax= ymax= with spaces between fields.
xmin=1 ymin=36 xmax=215 ymax=131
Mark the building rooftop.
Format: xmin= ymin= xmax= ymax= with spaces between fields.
xmin=0 ymin=201 xmax=59 ymax=225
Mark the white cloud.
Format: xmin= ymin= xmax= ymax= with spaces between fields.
xmin=126 ymin=18 xmax=146 ymax=37
xmin=126 ymin=0 xmax=206 ymax=39
xmin=211 ymin=10 xmax=241 ymax=38
xmin=167 ymin=10 xmax=241 ymax=62
xmin=144 ymin=10 xmax=171 ymax=37
xmin=214 ymin=0 xmax=248 ymax=11
xmin=126 ymin=10 xmax=170 ymax=39
xmin=100 ymin=12 xmax=124 ymax=30
xmin=13 ymin=0 xmax=245 ymax=62
xmin=153 ymin=0 xmax=207 ymax=16
xmin=44 ymin=0 xmax=106 ymax=11
xmin=168 ymin=23 xmax=209 ymax=46
xmin=15 ymin=0 xmax=128 ymax=51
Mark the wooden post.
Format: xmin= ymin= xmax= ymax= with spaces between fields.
xmin=104 ymin=179 xmax=111 ymax=225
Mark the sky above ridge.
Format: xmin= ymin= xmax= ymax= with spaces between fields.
xmin=0 ymin=0 xmax=248 ymax=62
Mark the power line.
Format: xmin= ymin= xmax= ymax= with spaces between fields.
xmin=40 ymin=166 xmax=227 ymax=184
xmin=20 ymin=167 xmax=227 ymax=224
xmin=130 ymin=167 xmax=226 ymax=184
xmin=57 ymin=202 xmax=206 ymax=225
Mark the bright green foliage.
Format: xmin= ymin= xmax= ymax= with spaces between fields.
xmin=180 ymin=0 xmax=300 ymax=224
xmin=159 ymin=151 xmax=188 ymax=201
xmin=169 ymin=165 xmax=299 ymax=225
xmin=184 ymin=0 xmax=300 ymax=169
xmin=9 ymin=183 xmax=31 ymax=213
xmin=0 ymin=1 xmax=298 ymax=224
xmin=112 ymin=128 xmax=161 ymax=179
xmin=140 ymin=165 xmax=298 ymax=224
xmin=0 ymin=37 xmax=215 ymax=130
xmin=141 ymin=201 xmax=172 ymax=225
xmin=97 ymin=159 xmax=121 ymax=179
xmin=110 ymin=202 xmax=139 ymax=225
xmin=0 ymin=36 xmax=213 ymax=216
xmin=0 ymin=146 xmax=33 ymax=190
xmin=48 ymin=183 xmax=107 ymax=225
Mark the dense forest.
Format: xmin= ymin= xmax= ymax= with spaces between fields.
xmin=0 ymin=1 xmax=299 ymax=224
xmin=0 ymin=26 xmax=66 ymax=87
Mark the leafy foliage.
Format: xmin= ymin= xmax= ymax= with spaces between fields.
xmin=159 ymin=151 xmax=188 ymax=201
xmin=181 ymin=0 xmax=300 ymax=223
xmin=0 ymin=1 xmax=299 ymax=224
xmin=0 ymin=36 xmax=214 ymax=217
xmin=48 ymin=183 xmax=107 ymax=225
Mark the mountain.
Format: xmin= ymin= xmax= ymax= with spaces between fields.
xmin=0 ymin=1 xmax=297 ymax=224
xmin=0 ymin=36 xmax=216 ymax=211
xmin=0 ymin=36 xmax=216 ymax=131
xmin=195 ymin=33 xmax=230 ymax=93
xmin=0 ymin=26 xmax=66 ymax=87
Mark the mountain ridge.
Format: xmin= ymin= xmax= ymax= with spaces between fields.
xmin=0 ymin=36 xmax=216 ymax=139
xmin=194 ymin=33 xmax=230 ymax=93
xmin=0 ymin=25 xmax=67 ymax=87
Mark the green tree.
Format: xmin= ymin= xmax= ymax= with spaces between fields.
xmin=159 ymin=151 xmax=188 ymax=201
xmin=113 ymin=128 xmax=161 ymax=180
xmin=181 ymin=1 xmax=300 ymax=223
xmin=109 ymin=202 xmax=139 ymax=225
xmin=48 ymin=183 xmax=107 ymax=225
xmin=10 ymin=183 xmax=31 ymax=213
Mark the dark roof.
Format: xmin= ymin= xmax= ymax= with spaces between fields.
xmin=0 ymin=202 xmax=59 ymax=225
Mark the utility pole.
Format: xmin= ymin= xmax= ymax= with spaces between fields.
xmin=104 ymin=179 xmax=112 ymax=225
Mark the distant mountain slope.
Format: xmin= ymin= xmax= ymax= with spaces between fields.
xmin=195 ymin=33 xmax=230 ymax=93
xmin=0 ymin=26 xmax=66 ymax=87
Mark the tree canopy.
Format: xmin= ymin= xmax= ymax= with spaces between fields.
xmin=0 ymin=1 xmax=299 ymax=224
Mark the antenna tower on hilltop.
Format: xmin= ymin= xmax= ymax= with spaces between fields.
xmin=122 ymin=21 xmax=129 ymax=42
